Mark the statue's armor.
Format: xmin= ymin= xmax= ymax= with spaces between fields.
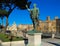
xmin=30 ymin=8 xmax=38 ymax=19
xmin=29 ymin=8 xmax=39 ymax=30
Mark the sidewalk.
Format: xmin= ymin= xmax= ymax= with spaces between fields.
xmin=2 ymin=41 xmax=55 ymax=46
xmin=2 ymin=41 xmax=25 ymax=46
xmin=2 ymin=42 xmax=55 ymax=46
xmin=1 ymin=38 xmax=60 ymax=46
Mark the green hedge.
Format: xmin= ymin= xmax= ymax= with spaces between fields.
xmin=0 ymin=33 xmax=23 ymax=42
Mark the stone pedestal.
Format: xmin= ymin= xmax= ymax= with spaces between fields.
xmin=28 ymin=33 xmax=42 ymax=46
xmin=52 ymin=34 xmax=55 ymax=38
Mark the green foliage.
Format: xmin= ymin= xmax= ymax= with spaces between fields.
xmin=0 ymin=9 xmax=8 ymax=15
xmin=12 ymin=37 xmax=23 ymax=41
xmin=0 ymin=33 xmax=23 ymax=42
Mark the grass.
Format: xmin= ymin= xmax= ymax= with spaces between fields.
xmin=0 ymin=33 xmax=23 ymax=42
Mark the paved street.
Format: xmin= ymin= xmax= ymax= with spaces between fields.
xmin=42 ymin=38 xmax=60 ymax=46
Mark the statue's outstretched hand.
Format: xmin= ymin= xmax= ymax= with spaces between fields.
xmin=26 ymin=5 xmax=30 ymax=11
xmin=26 ymin=5 xmax=28 ymax=8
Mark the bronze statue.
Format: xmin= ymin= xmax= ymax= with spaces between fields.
xmin=26 ymin=4 xmax=39 ymax=30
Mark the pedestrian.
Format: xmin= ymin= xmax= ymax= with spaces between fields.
xmin=22 ymin=29 xmax=28 ymax=46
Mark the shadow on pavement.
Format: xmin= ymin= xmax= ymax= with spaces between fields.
xmin=42 ymin=33 xmax=52 ymax=39
xmin=47 ymin=42 xmax=60 ymax=46
xmin=42 ymin=35 xmax=51 ymax=39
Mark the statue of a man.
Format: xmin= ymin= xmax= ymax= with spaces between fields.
xmin=26 ymin=3 xmax=39 ymax=30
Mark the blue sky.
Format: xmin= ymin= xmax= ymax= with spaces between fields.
xmin=0 ymin=0 xmax=60 ymax=26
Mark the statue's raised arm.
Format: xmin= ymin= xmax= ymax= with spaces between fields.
xmin=26 ymin=5 xmax=30 ymax=11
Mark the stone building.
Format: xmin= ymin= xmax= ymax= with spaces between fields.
xmin=7 ymin=16 xmax=60 ymax=34
xmin=18 ymin=24 xmax=33 ymax=31
xmin=38 ymin=16 xmax=60 ymax=34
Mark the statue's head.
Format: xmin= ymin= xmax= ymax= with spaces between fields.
xmin=33 ymin=3 xmax=37 ymax=8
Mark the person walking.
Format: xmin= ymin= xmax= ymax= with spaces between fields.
xmin=22 ymin=29 xmax=28 ymax=46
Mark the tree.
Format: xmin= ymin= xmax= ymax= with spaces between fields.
xmin=0 ymin=0 xmax=31 ymax=31
xmin=0 ymin=15 xmax=4 ymax=26
xmin=0 ymin=9 xmax=8 ymax=26
xmin=12 ymin=0 xmax=31 ymax=9
xmin=0 ymin=9 xmax=9 ymax=32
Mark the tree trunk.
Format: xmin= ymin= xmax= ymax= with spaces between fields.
xmin=0 ymin=18 xmax=4 ymax=32
xmin=5 ymin=17 xmax=8 ymax=31
xmin=1 ymin=19 xmax=3 ymax=26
